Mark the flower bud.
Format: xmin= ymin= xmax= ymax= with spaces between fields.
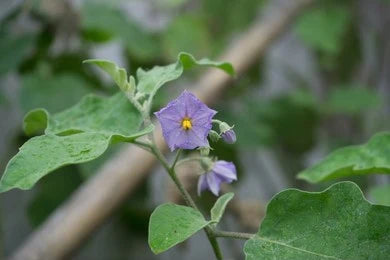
xmin=198 ymin=146 xmax=211 ymax=156
xmin=221 ymin=129 xmax=236 ymax=144
xmin=219 ymin=122 xmax=231 ymax=133
xmin=208 ymin=130 xmax=220 ymax=142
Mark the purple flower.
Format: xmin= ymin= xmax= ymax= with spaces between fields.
xmin=155 ymin=90 xmax=217 ymax=151
xmin=221 ymin=129 xmax=236 ymax=144
xmin=197 ymin=160 xmax=237 ymax=196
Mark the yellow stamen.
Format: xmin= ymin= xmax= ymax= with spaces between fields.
xmin=181 ymin=118 xmax=192 ymax=130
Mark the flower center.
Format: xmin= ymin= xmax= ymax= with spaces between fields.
xmin=181 ymin=118 xmax=192 ymax=130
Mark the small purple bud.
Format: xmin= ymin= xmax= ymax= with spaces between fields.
xmin=221 ymin=129 xmax=236 ymax=144
xmin=197 ymin=160 xmax=237 ymax=196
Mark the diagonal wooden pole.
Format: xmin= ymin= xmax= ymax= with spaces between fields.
xmin=9 ymin=1 xmax=314 ymax=259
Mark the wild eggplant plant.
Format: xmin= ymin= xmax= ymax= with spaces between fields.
xmin=1 ymin=53 xmax=389 ymax=259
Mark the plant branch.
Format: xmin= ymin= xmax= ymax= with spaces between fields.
xmin=175 ymin=156 xmax=205 ymax=168
xmin=149 ymin=141 xmax=223 ymax=259
xmin=213 ymin=230 xmax=254 ymax=240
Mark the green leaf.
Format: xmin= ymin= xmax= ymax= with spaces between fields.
xmin=244 ymin=182 xmax=390 ymax=260
xmin=369 ymin=185 xmax=390 ymax=206
xmin=0 ymin=133 xmax=109 ymax=192
xmin=297 ymin=132 xmax=390 ymax=183
xmin=24 ymin=93 xmax=150 ymax=139
xmin=1 ymin=93 xmax=153 ymax=192
xmin=148 ymin=203 xmax=211 ymax=254
xmin=23 ymin=109 xmax=49 ymax=136
xmin=210 ymin=192 xmax=234 ymax=223
xmin=83 ymin=60 xmax=129 ymax=92
xmin=136 ymin=52 xmax=234 ymax=94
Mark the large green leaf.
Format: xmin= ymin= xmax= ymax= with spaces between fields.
xmin=136 ymin=52 xmax=234 ymax=94
xmin=210 ymin=192 xmax=234 ymax=223
xmin=297 ymin=132 xmax=390 ymax=183
xmin=0 ymin=133 xmax=108 ymax=192
xmin=148 ymin=203 xmax=211 ymax=254
xmin=1 ymin=93 xmax=153 ymax=192
xmin=244 ymin=182 xmax=390 ymax=260
xmin=24 ymin=93 xmax=151 ymax=138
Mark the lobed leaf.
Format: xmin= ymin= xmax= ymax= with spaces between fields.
xmin=1 ymin=93 xmax=153 ymax=192
xmin=148 ymin=203 xmax=211 ymax=254
xmin=136 ymin=52 xmax=234 ymax=94
xmin=297 ymin=132 xmax=390 ymax=183
xmin=210 ymin=192 xmax=234 ymax=224
xmin=24 ymin=93 xmax=148 ymax=138
xmin=244 ymin=182 xmax=390 ymax=260
xmin=0 ymin=133 xmax=109 ymax=192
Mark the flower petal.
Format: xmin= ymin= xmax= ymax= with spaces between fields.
xmin=206 ymin=172 xmax=221 ymax=196
xmin=155 ymin=90 xmax=216 ymax=151
xmin=197 ymin=174 xmax=208 ymax=196
xmin=165 ymin=127 xmax=186 ymax=151
xmin=212 ymin=161 xmax=237 ymax=182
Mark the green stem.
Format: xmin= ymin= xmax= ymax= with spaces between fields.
xmin=175 ymin=156 xmax=206 ymax=168
xmin=149 ymin=143 xmax=223 ymax=260
xmin=132 ymin=140 xmax=152 ymax=151
xmin=171 ymin=149 xmax=182 ymax=169
xmin=213 ymin=230 xmax=254 ymax=240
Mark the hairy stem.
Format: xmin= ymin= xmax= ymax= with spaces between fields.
xmin=213 ymin=230 xmax=254 ymax=240
xmin=175 ymin=156 xmax=206 ymax=168
xmin=171 ymin=149 xmax=182 ymax=169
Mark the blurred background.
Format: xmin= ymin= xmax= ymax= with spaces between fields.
xmin=0 ymin=0 xmax=389 ymax=259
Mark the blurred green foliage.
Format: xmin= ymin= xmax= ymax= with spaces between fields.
xmin=21 ymin=71 xmax=92 ymax=113
xmin=0 ymin=32 xmax=36 ymax=74
xmin=296 ymin=6 xmax=351 ymax=55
